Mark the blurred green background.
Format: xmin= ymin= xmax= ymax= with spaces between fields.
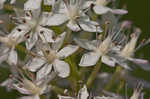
xmin=0 ymin=0 xmax=150 ymax=99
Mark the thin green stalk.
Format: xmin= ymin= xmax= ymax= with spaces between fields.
xmin=86 ymin=58 xmax=102 ymax=88
xmin=104 ymin=66 xmax=123 ymax=91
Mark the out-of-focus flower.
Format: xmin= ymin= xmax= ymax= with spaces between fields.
xmin=114 ymin=30 xmax=150 ymax=70
xmin=0 ymin=0 xmax=16 ymax=9
xmin=13 ymin=9 xmax=55 ymax=50
xmin=130 ymin=83 xmax=144 ymax=99
xmin=24 ymin=0 xmax=42 ymax=11
xmin=27 ymin=32 xmax=79 ymax=80
xmin=0 ymin=25 xmax=27 ymax=65
xmin=86 ymin=0 xmax=128 ymax=15
xmin=45 ymin=0 xmax=102 ymax=32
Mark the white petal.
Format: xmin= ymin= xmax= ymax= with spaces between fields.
xmin=10 ymin=0 xmax=16 ymax=4
xmin=24 ymin=0 xmax=42 ymax=10
xmin=57 ymin=45 xmax=79 ymax=59
xmin=13 ymin=84 xmax=32 ymax=95
xmin=38 ymin=27 xmax=55 ymax=43
xmin=93 ymin=5 xmax=111 ymax=15
xmin=58 ymin=95 xmax=74 ymax=99
xmin=101 ymin=56 xmax=115 ymax=67
xmin=74 ymin=38 xmax=97 ymax=50
xmin=46 ymin=13 xmax=68 ymax=26
xmin=78 ymin=85 xmax=89 ymax=99
xmin=52 ymin=32 xmax=66 ymax=50
xmin=79 ymin=21 xmax=103 ymax=32
xmin=110 ymin=9 xmax=128 ymax=15
xmin=53 ymin=59 xmax=70 ymax=78
xmin=36 ymin=64 xmax=52 ymax=81
xmin=129 ymin=58 xmax=150 ymax=71
xmin=7 ymin=49 xmax=17 ymax=65
xmin=20 ymin=95 xmax=40 ymax=99
xmin=67 ymin=21 xmax=80 ymax=32
xmin=28 ymin=58 xmax=46 ymax=72
xmin=44 ymin=0 xmax=54 ymax=5
xmin=82 ymin=1 xmax=94 ymax=9
xmin=79 ymin=52 xmax=100 ymax=67
xmin=25 ymin=32 xmax=38 ymax=50
xmin=0 ymin=54 xmax=8 ymax=64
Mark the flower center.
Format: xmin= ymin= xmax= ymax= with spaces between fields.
xmin=43 ymin=50 xmax=57 ymax=64
xmin=96 ymin=36 xmax=112 ymax=55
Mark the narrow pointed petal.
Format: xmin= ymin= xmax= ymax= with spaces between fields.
xmin=36 ymin=64 xmax=52 ymax=81
xmin=101 ymin=56 xmax=115 ymax=67
xmin=79 ymin=52 xmax=100 ymax=67
xmin=111 ymin=9 xmax=128 ymax=15
xmin=78 ymin=85 xmax=89 ymax=99
xmin=46 ymin=13 xmax=68 ymax=26
xmin=93 ymin=5 xmax=110 ymax=15
xmin=7 ymin=49 xmax=17 ymax=65
xmin=74 ymin=38 xmax=97 ymax=50
xmin=129 ymin=58 xmax=150 ymax=71
xmin=57 ymin=45 xmax=79 ymax=59
xmin=52 ymin=32 xmax=66 ymax=50
xmin=79 ymin=21 xmax=103 ymax=32
xmin=13 ymin=84 xmax=32 ymax=95
xmin=53 ymin=59 xmax=70 ymax=78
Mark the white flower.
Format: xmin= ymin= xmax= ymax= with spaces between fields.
xmin=24 ymin=0 xmax=42 ymax=11
xmin=0 ymin=25 xmax=27 ymax=65
xmin=45 ymin=0 xmax=102 ymax=32
xmin=85 ymin=0 xmax=128 ymax=15
xmin=114 ymin=32 xmax=150 ymax=70
xmin=27 ymin=32 xmax=79 ymax=80
xmin=74 ymin=35 xmax=117 ymax=67
xmin=13 ymin=9 xmax=55 ymax=50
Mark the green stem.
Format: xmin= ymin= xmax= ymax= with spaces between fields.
xmin=104 ymin=66 xmax=123 ymax=91
xmin=86 ymin=58 xmax=102 ymax=88
xmin=51 ymin=85 xmax=65 ymax=94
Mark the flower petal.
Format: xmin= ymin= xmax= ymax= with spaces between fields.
xmin=79 ymin=52 xmax=100 ymax=67
xmin=46 ymin=13 xmax=68 ymax=26
xmin=53 ymin=59 xmax=70 ymax=78
xmin=52 ymin=32 xmax=66 ymax=51
xmin=24 ymin=0 xmax=42 ymax=10
xmin=25 ymin=32 xmax=38 ymax=50
xmin=27 ymin=57 xmax=45 ymax=72
xmin=78 ymin=85 xmax=89 ymax=99
xmin=38 ymin=27 xmax=55 ymax=43
xmin=74 ymin=38 xmax=97 ymax=50
xmin=79 ymin=21 xmax=103 ymax=32
xmin=7 ymin=49 xmax=17 ymax=65
xmin=67 ymin=21 xmax=80 ymax=32
xmin=57 ymin=45 xmax=79 ymax=59
xmin=110 ymin=9 xmax=128 ymax=15
xmin=129 ymin=58 xmax=150 ymax=71
xmin=36 ymin=64 xmax=52 ymax=81
xmin=13 ymin=84 xmax=32 ymax=95
xmin=93 ymin=5 xmax=110 ymax=15
xmin=101 ymin=56 xmax=115 ymax=67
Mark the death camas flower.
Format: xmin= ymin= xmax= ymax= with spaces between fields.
xmin=74 ymin=34 xmax=118 ymax=67
xmin=0 ymin=25 xmax=27 ymax=65
xmin=114 ymin=31 xmax=150 ymax=70
xmin=46 ymin=0 xmax=102 ymax=32
xmin=86 ymin=0 xmax=128 ymax=15
xmin=27 ymin=32 xmax=79 ymax=80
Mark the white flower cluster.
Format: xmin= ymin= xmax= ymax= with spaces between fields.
xmin=0 ymin=0 xmax=149 ymax=99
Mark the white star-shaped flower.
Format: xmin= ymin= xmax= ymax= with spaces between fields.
xmin=45 ymin=0 xmax=102 ymax=32
xmin=27 ymin=32 xmax=79 ymax=80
